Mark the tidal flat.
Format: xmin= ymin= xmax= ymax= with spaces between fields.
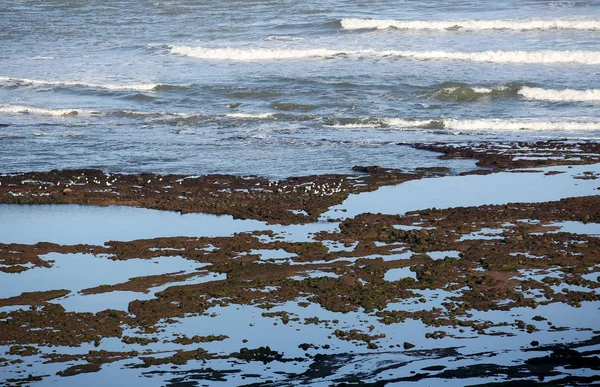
xmin=1 ymin=141 xmax=600 ymax=386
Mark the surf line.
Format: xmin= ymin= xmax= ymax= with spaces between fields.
xmin=169 ymin=46 xmax=600 ymax=65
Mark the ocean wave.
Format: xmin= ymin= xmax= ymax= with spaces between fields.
xmin=270 ymin=102 xmax=317 ymax=111
xmin=139 ymin=111 xmax=276 ymax=125
xmin=430 ymin=83 xmax=600 ymax=102
xmin=0 ymin=77 xmax=181 ymax=92
xmin=169 ymin=46 xmax=600 ymax=64
xmin=0 ymin=106 xmax=277 ymax=121
xmin=340 ymin=18 xmax=600 ymax=31
xmin=32 ymin=131 xmax=85 ymax=137
xmin=169 ymin=46 xmax=346 ymax=61
xmin=389 ymin=118 xmax=600 ymax=131
xmin=431 ymin=82 xmax=522 ymax=101
xmin=225 ymin=112 xmax=275 ymax=119
xmin=443 ymin=119 xmax=600 ymax=131
xmin=0 ymin=104 xmax=98 ymax=117
xmin=383 ymin=118 xmax=446 ymax=129
xmin=322 ymin=117 xmax=384 ymax=128
xmin=324 ymin=117 xmax=443 ymax=129
xmin=120 ymin=111 xmax=276 ymax=120
xmin=518 ymin=86 xmax=600 ymax=102
xmin=264 ymin=35 xmax=303 ymax=41
xmin=385 ymin=50 xmax=600 ymax=65
xmin=329 ymin=117 xmax=600 ymax=131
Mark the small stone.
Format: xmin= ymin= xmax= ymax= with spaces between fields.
xmin=403 ymin=342 xmax=415 ymax=350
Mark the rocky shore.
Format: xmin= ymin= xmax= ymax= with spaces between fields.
xmin=1 ymin=140 xmax=599 ymax=386
xmin=1 ymin=141 xmax=599 ymax=224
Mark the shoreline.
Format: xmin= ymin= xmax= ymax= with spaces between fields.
xmin=1 ymin=140 xmax=599 ymax=224
xmin=1 ymin=139 xmax=600 ymax=385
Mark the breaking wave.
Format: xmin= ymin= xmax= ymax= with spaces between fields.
xmin=0 ymin=105 xmax=281 ymax=121
xmin=5 ymin=103 xmax=598 ymax=132
xmin=0 ymin=77 xmax=182 ymax=92
xmin=169 ymin=46 xmax=346 ymax=61
xmin=430 ymin=82 xmax=522 ymax=101
xmin=225 ymin=112 xmax=275 ymax=119
xmin=430 ymin=83 xmax=600 ymax=102
xmin=169 ymin=46 xmax=600 ymax=64
xmin=518 ymin=86 xmax=600 ymax=102
xmin=328 ymin=117 xmax=600 ymax=131
xmin=340 ymin=18 xmax=600 ymax=31
xmin=435 ymin=118 xmax=600 ymax=131
xmin=0 ymin=104 xmax=98 ymax=117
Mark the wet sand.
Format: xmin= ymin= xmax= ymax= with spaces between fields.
xmin=1 ymin=140 xmax=600 ymax=386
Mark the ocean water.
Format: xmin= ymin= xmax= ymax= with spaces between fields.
xmin=1 ymin=0 xmax=600 ymax=177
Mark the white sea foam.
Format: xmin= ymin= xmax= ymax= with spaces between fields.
xmin=169 ymin=46 xmax=346 ymax=61
xmin=340 ymin=18 xmax=600 ymax=31
xmin=326 ymin=118 xmax=439 ymax=129
xmin=324 ymin=123 xmax=380 ymax=129
xmin=440 ymin=118 xmax=600 ymax=131
xmin=0 ymin=104 xmax=97 ymax=117
xmin=226 ymin=112 xmax=275 ymax=119
xmin=0 ymin=106 xmax=274 ymax=120
xmin=470 ymin=87 xmax=496 ymax=93
xmin=331 ymin=117 xmax=600 ymax=131
xmin=387 ymin=50 xmax=600 ymax=65
xmin=433 ymin=84 xmax=600 ymax=102
xmin=0 ymin=76 xmax=170 ymax=92
xmin=169 ymin=46 xmax=600 ymax=64
xmin=518 ymin=86 xmax=600 ymax=102
xmin=435 ymin=86 xmax=504 ymax=94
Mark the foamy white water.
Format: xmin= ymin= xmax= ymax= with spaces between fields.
xmin=329 ymin=117 xmax=600 ymax=131
xmin=170 ymin=46 xmax=600 ymax=64
xmin=518 ymin=86 xmax=600 ymax=102
xmin=439 ymin=118 xmax=600 ymax=131
xmin=169 ymin=46 xmax=345 ymax=61
xmin=0 ymin=77 xmax=167 ymax=92
xmin=470 ymin=87 xmax=497 ymax=93
xmin=382 ymin=50 xmax=600 ymax=65
xmin=341 ymin=18 xmax=600 ymax=31
xmin=324 ymin=123 xmax=381 ymax=129
xmin=226 ymin=112 xmax=276 ymax=119
xmin=0 ymin=104 xmax=97 ymax=117
xmin=433 ymin=85 xmax=600 ymax=103
xmin=434 ymin=86 xmax=505 ymax=95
